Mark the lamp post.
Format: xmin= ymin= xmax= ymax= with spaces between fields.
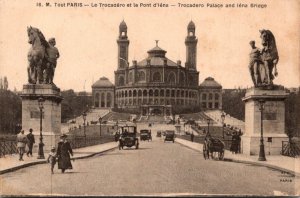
xmin=258 ymin=99 xmax=266 ymax=161
xmin=82 ymin=112 xmax=87 ymax=145
xmin=207 ymin=118 xmax=211 ymax=136
xmin=37 ymin=97 xmax=45 ymax=159
xmin=99 ymin=116 xmax=102 ymax=137
xmin=221 ymin=112 xmax=225 ymax=139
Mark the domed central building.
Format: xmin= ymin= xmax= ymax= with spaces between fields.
xmin=92 ymin=20 xmax=222 ymax=116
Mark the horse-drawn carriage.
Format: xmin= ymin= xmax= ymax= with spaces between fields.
xmin=203 ymin=136 xmax=225 ymax=160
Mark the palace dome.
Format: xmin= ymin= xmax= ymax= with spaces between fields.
xmin=92 ymin=77 xmax=114 ymax=88
xmin=199 ymin=77 xmax=222 ymax=88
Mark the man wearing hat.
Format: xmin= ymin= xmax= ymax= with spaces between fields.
xmin=26 ymin=128 xmax=35 ymax=157
xmin=16 ymin=130 xmax=28 ymax=161
xmin=56 ymin=134 xmax=73 ymax=173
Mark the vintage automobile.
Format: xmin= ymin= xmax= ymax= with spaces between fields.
xmin=164 ymin=130 xmax=175 ymax=143
xmin=156 ymin=130 xmax=162 ymax=137
xmin=140 ymin=129 xmax=152 ymax=141
xmin=118 ymin=126 xmax=139 ymax=150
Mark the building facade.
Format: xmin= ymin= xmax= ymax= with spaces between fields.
xmin=92 ymin=21 xmax=222 ymax=115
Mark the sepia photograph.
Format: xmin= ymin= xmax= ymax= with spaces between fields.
xmin=0 ymin=0 xmax=299 ymax=196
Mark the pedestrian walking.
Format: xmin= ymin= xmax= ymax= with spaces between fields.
xmin=230 ymin=132 xmax=239 ymax=154
xmin=191 ymin=132 xmax=194 ymax=142
xmin=56 ymin=134 xmax=73 ymax=173
xmin=26 ymin=128 xmax=35 ymax=157
xmin=47 ymin=146 xmax=57 ymax=174
xmin=16 ymin=130 xmax=28 ymax=161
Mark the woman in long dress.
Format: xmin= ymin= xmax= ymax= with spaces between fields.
xmin=56 ymin=134 xmax=73 ymax=173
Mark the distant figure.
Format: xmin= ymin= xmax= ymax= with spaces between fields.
xmin=16 ymin=130 xmax=28 ymax=161
xmin=191 ymin=132 xmax=194 ymax=142
xmin=47 ymin=146 xmax=57 ymax=174
xmin=56 ymin=134 xmax=73 ymax=173
xmin=230 ymin=132 xmax=239 ymax=154
xmin=26 ymin=128 xmax=35 ymax=157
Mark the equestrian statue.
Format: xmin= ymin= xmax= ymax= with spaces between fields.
xmin=248 ymin=29 xmax=279 ymax=87
xmin=27 ymin=26 xmax=60 ymax=84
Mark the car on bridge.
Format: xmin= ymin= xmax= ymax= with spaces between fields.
xmin=118 ymin=126 xmax=139 ymax=150
xmin=164 ymin=130 xmax=175 ymax=143
xmin=140 ymin=129 xmax=152 ymax=141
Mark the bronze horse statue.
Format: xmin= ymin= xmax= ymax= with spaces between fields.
xmin=27 ymin=26 xmax=50 ymax=84
xmin=256 ymin=30 xmax=279 ymax=86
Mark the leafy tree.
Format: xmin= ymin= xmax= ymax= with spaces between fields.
xmin=0 ymin=90 xmax=21 ymax=134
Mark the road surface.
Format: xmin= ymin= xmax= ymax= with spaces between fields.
xmin=0 ymin=136 xmax=296 ymax=196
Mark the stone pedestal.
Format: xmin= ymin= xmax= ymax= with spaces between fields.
xmin=242 ymin=86 xmax=289 ymax=155
xmin=20 ymin=84 xmax=63 ymax=152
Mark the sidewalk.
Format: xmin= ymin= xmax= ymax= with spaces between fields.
xmin=0 ymin=141 xmax=118 ymax=175
xmin=176 ymin=138 xmax=300 ymax=176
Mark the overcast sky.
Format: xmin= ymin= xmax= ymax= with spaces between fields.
xmin=0 ymin=0 xmax=299 ymax=92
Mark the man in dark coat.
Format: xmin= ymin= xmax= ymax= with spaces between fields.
xmin=26 ymin=128 xmax=35 ymax=157
xmin=56 ymin=134 xmax=73 ymax=173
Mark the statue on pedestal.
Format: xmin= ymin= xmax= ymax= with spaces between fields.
xmin=27 ymin=26 xmax=59 ymax=84
xmin=248 ymin=29 xmax=279 ymax=87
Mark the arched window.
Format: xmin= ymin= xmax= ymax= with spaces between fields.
xmin=101 ymin=93 xmax=105 ymax=107
xmin=171 ymin=90 xmax=175 ymax=97
xmin=143 ymin=90 xmax=147 ymax=97
xmin=153 ymin=72 xmax=161 ymax=82
xmin=209 ymin=93 xmax=213 ymax=100
xmin=202 ymin=93 xmax=207 ymax=100
xmin=160 ymin=90 xmax=164 ymax=97
xmin=95 ymin=93 xmax=99 ymax=107
xmin=181 ymin=90 xmax=184 ymax=97
xmin=107 ymin=93 xmax=112 ymax=107
xmin=118 ymin=76 xmax=125 ymax=86
xmin=133 ymin=90 xmax=137 ymax=97
xmin=149 ymin=89 xmax=153 ymax=97
xmin=166 ymin=90 xmax=170 ymax=97
xmin=167 ymin=72 xmax=176 ymax=84
xmin=154 ymin=90 xmax=159 ymax=97
xmin=176 ymin=90 xmax=180 ymax=97
xmin=138 ymin=71 xmax=146 ymax=81
xmin=215 ymin=93 xmax=219 ymax=100
xmin=138 ymin=90 xmax=142 ymax=97
xmin=125 ymin=90 xmax=128 ymax=97
xmin=129 ymin=90 xmax=132 ymax=97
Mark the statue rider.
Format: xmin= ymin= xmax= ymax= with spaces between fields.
xmin=248 ymin=40 xmax=261 ymax=86
xmin=45 ymin=38 xmax=60 ymax=84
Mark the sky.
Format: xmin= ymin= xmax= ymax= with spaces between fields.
xmin=0 ymin=0 xmax=299 ymax=92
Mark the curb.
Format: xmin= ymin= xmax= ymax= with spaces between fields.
xmin=0 ymin=145 xmax=117 ymax=175
xmin=175 ymin=139 xmax=298 ymax=177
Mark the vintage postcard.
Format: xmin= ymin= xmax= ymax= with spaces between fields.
xmin=0 ymin=0 xmax=299 ymax=196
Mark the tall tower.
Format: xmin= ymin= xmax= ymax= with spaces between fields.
xmin=185 ymin=21 xmax=198 ymax=70
xmin=117 ymin=20 xmax=129 ymax=69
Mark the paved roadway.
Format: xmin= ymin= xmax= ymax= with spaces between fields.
xmin=0 ymin=136 xmax=297 ymax=196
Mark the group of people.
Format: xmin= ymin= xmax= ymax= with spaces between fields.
xmin=47 ymin=134 xmax=74 ymax=174
xmin=17 ymin=129 xmax=74 ymax=174
xmin=16 ymin=129 xmax=35 ymax=161
xmin=230 ymin=131 xmax=242 ymax=154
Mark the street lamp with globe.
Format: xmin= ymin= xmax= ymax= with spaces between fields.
xmin=37 ymin=97 xmax=45 ymax=159
xmin=99 ymin=116 xmax=102 ymax=137
xmin=258 ymin=99 xmax=266 ymax=161
xmin=82 ymin=112 xmax=87 ymax=145
xmin=221 ymin=112 xmax=226 ymax=139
